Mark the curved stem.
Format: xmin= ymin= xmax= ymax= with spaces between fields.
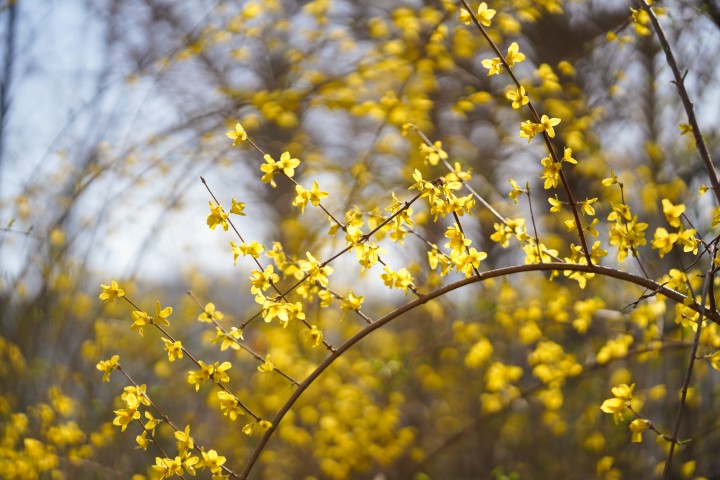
xmin=239 ymin=261 xmax=718 ymax=478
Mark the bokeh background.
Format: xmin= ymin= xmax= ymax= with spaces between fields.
xmin=3 ymin=0 xmax=720 ymax=478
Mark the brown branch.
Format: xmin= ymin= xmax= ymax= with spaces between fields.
xmin=640 ymin=1 xmax=720 ymax=206
xmin=239 ymin=261 xmax=717 ymax=478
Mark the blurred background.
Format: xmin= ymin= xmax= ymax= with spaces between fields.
xmin=2 ymin=0 xmax=720 ymax=478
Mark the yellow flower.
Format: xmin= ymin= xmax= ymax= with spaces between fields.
xmin=230 ymin=240 xmax=265 ymax=264
xmin=207 ymin=201 xmax=229 ymax=231
xmin=113 ymin=393 xmax=141 ymax=432
xmin=538 ymin=115 xmax=561 ymax=138
xmin=519 ymin=120 xmax=539 ymax=142
xmin=540 ymin=156 xmax=561 ymax=189
xmin=201 ymin=449 xmax=227 ymax=475
xmin=278 ymin=151 xmax=300 ymax=177
xmin=481 ymin=57 xmax=503 ymax=76
xmin=303 ymin=325 xmax=324 ymax=347
xmin=198 ymin=303 xmax=224 ymax=322
xmin=217 ymin=391 xmax=244 ymax=421
xmin=562 ymin=147 xmax=577 ymax=164
xmin=508 ymin=179 xmax=524 ymax=203
xmin=293 ymin=180 xmax=329 ymax=213
xmin=257 ymin=356 xmax=274 ymax=373
xmin=548 ymin=195 xmax=562 ymax=213
xmin=661 ymin=198 xmax=685 ymax=228
xmin=99 ymin=280 xmax=125 ymax=303
xmin=161 ymin=338 xmax=183 ymax=362
xmin=602 ymin=168 xmax=618 ymax=187
xmin=230 ymin=197 xmax=246 ymax=215
xmin=651 ymin=227 xmax=678 ymax=258
xmin=629 ymin=419 xmax=649 ymax=443
xmin=96 ymin=355 xmax=120 ymax=382
xmin=678 ymin=123 xmax=693 ymax=135
xmin=226 ymin=123 xmax=247 ymax=145
xmin=476 ymin=2 xmax=496 ymax=26
xmin=458 ymin=3 xmax=496 ymax=27
xmin=506 ymin=86 xmax=529 ymax=109
xmin=174 ymin=425 xmax=195 ymax=455
xmin=505 ymin=42 xmax=525 ymax=67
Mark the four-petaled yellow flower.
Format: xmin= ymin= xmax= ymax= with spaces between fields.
xmin=207 ymin=201 xmax=229 ymax=231
xmin=257 ymin=355 xmax=274 ymax=373
xmin=538 ymin=115 xmax=561 ymax=138
xmin=201 ymin=449 xmax=227 ymax=475
xmin=506 ymin=86 xmax=529 ymax=109
xmin=230 ymin=197 xmax=246 ymax=216
xmin=505 ymin=42 xmax=525 ymax=67
xmin=293 ymin=181 xmax=329 ymax=213
xmin=226 ymin=123 xmax=247 ymax=146
xmin=600 ymin=383 xmax=635 ymax=424
xmin=96 ymin=355 xmax=120 ymax=382
xmin=161 ymin=338 xmax=183 ymax=362
xmin=198 ymin=302 xmax=224 ymax=323
xmin=303 ymin=325 xmax=324 ymax=347
xmin=661 ymin=198 xmax=685 ymax=228
xmin=99 ymin=280 xmax=125 ymax=303
xmin=629 ymin=418 xmax=650 ymax=443
xmin=540 ymin=156 xmax=561 ymax=189
xmin=458 ymin=2 xmax=496 ymax=27
xmin=481 ymin=56 xmax=503 ymax=76
xmin=562 ymin=147 xmax=577 ymax=164
xmin=113 ymin=393 xmax=141 ymax=432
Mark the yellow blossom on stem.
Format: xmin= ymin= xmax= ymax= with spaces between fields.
xmin=198 ymin=303 xmax=224 ymax=322
xmin=113 ymin=393 xmax=141 ymax=432
xmin=161 ymin=338 xmax=183 ymax=362
xmin=293 ymin=181 xmax=329 ymax=213
xmin=562 ymin=147 xmax=577 ymax=164
xmin=652 ymin=227 xmax=679 ymax=258
xmin=661 ymin=198 xmax=685 ymax=228
xmin=260 ymin=154 xmax=280 ymax=187
xmin=419 ymin=140 xmax=448 ymax=166
xmin=230 ymin=197 xmax=246 ymax=215
xmin=340 ymin=291 xmax=364 ymax=315
xmin=217 ymin=391 xmax=244 ymax=421
xmin=519 ymin=120 xmax=539 ymax=142
xmin=505 ymin=42 xmax=525 ymax=67
xmin=602 ymin=168 xmax=618 ymax=187
xmin=540 ymin=156 xmax=561 ymax=189
xmin=506 ymin=86 xmax=529 ymax=109
xmin=174 ymin=425 xmax=195 ymax=455
xmin=629 ymin=419 xmax=650 ymax=443
xmin=381 ymin=266 xmax=415 ymax=294
xmin=201 ymin=449 xmax=227 ymax=475
xmin=152 ymin=456 xmax=184 ymax=478
xmin=257 ymin=356 xmax=274 ymax=373
xmin=303 ymin=325 xmax=324 ymax=347
xmin=299 ymin=252 xmax=334 ymax=287
xmin=600 ymin=383 xmax=635 ymax=424
xmin=459 ymin=2 xmax=496 ymax=27
xmin=538 ymin=115 xmax=561 ymax=138
xmin=481 ymin=57 xmax=503 ymax=76
xmin=508 ymin=179 xmax=524 ymax=203
xmin=207 ymin=201 xmax=229 ymax=231
xmin=187 ymin=361 xmax=214 ymax=391
xmin=212 ymin=326 xmax=243 ymax=351
xmin=230 ymin=240 xmax=264 ymax=264
xmin=99 ymin=280 xmax=125 ymax=303
xmin=249 ymin=265 xmax=279 ymax=295
xmin=226 ymin=123 xmax=247 ymax=145
xmin=277 ymin=151 xmax=300 ymax=177
xmin=96 ymin=355 xmax=120 ymax=382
